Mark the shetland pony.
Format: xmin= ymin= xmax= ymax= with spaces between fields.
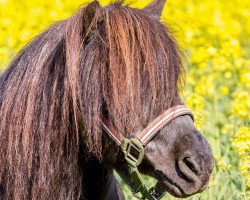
xmin=0 ymin=0 xmax=213 ymax=199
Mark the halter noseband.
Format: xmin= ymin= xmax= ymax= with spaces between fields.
xmin=101 ymin=105 xmax=194 ymax=200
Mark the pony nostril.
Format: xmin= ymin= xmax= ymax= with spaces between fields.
xmin=177 ymin=154 xmax=202 ymax=182
xmin=183 ymin=157 xmax=200 ymax=175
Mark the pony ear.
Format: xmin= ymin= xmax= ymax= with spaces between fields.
xmin=142 ymin=0 xmax=167 ymax=20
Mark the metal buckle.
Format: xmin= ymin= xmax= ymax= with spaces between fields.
xmin=123 ymin=138 xmax=144 ymax=167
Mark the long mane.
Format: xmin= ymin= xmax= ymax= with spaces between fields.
xmin=0 ymin=2 xmax=183 ymax=199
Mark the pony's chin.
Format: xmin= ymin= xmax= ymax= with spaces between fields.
xmin=161 ymin=179 xmax=205 ymax=198
xmin=160 ymin=180 xmax=188 ymax=198
xmin=153 ymin=174 xmax=198 ymax=198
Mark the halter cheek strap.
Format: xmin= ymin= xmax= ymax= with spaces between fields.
xmin=101 ymin=105 xmax=194 ymax=200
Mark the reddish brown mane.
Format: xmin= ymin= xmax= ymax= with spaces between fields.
xmin=0 ymin=2 xmax=183 ymax=199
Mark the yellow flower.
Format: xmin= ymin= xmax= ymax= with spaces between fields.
xmin=232 ymin=127 xmax=250 ymax=187
xmin=219 ymin=86 xmax=229 ymax=96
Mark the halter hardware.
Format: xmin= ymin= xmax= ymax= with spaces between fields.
xmin=122 ymin=138 xmax=144 ymax=167
xmin=101 ymin=105 xmax=194 ymax=200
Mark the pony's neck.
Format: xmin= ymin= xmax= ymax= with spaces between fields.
xmin=81 ymin=155 xmax=124 ymax=200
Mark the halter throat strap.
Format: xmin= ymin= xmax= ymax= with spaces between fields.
xmin=101 ymin=105 xmax=194 ymax=200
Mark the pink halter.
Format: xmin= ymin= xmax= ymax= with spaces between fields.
xmin=101 ymin=105 xmax=194 ymax=146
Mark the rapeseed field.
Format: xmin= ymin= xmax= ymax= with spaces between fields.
xmin=0 ymin=0 xmax=249 ymax=199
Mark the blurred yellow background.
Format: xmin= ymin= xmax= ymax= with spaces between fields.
xmin=0 ymin=0 xmax=249 ymax=199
